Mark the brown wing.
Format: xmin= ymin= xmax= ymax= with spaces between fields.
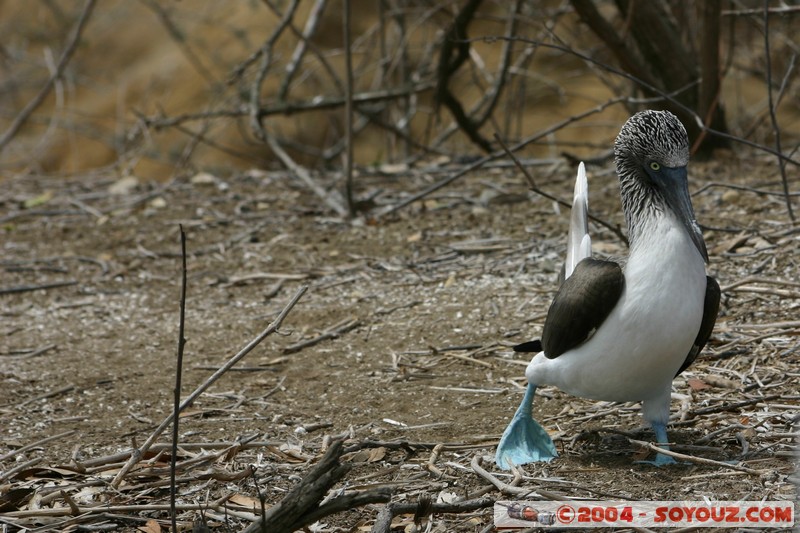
xmin=675 ymin=276 xmax=720 ymax=376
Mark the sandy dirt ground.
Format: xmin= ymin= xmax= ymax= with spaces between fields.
xmin=1 ymin=155 xmax=797 ymax=531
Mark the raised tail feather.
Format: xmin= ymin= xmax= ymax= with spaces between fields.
xmin=564 ymin=162 xmax=591 ymax=280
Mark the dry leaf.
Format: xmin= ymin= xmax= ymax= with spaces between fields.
xmin=701 ymin=375 xmax=740 ymax=389
xmin=687 ymin=378 xmax=712 ymax=391
xmin=228 ymin=493 xmax=262 ymax=510
xmin=721 ymin=189 xmax=740 ymax=204
xmin=344 ymin=449 xmax=371 ymax=463
xmin=138 ymin=519 xmax=161 ymax=533
xmin=342 ymin=447 xmax=386 ymax=463
xmin=407 ymin=231 xmax=422 ymax=243
xmin=23 ymin=191 xmax=53 ymax=209
xmin=389 ymin=516 xmax=411 ymax=529
xmin=13 ymin=466 xmax=79 ymax=480
xmin=367 ymin=447 xmax=386 ymax=462
xmin=711 ymin=232 xmax=748 ymax=254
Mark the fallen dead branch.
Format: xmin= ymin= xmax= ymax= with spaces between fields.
xmin=0 ymin=280 xmax=78 ymax=295
xmin=4 ymin=343 xmax=57 ymax=360
xmin=241 ymin=439 xmax=392 ymax=533
xmin=2 ymin=502 xmax=236 ymax=519
xmin=0 ymin=430 xmax=77 ymax=465
xmin=627 ymin=439 xmax=767 ymax=475
xmin=283 ymin=316 xmax=361 ymax=354
xmin=16 ymin=384 xmax=75 ymax=408
xmin=265 ymin=132 xmax=349 ymax=217
xmin=688 ymin=393 xmax=783 ymax=417
xmin=371 ymin=495 xmax=495 ymax=533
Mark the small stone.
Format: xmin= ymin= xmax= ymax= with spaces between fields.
xmin=721 ymin=189 xmax=740 ymax=204
xmin=148 ymin=197 xmax=167 ymax=209
xmin=108 ymin=176 xmax=139 ymax=195
xmin=190 ymin=172 xmax=217 ymax=185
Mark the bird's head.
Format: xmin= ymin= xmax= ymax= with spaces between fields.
xmin=614 ymin=110 xmax=708 ymax=262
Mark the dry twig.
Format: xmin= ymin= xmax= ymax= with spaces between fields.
xmin=0 ymin=280 xmax=78 ymax=295
xmin=0 ymin=0 xmax=96 ymax=153
xmin=762 ymin=0 xmax=796 ymax=221
xmin=0 ymin=430 xmax=77 ymax=464
xmin=371 ymin=495 xmax=495 ymax=533
xmin=283 ymin=317 xmax=361 ymax=354
xmin=241 ymin=440 xmax=392 ymax=533
xmin=169 ymin=225 xmax=188 ymax=532
xmin=628 ymin=439 xmax=766 ymax=475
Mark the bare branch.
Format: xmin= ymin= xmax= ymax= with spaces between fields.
xmin=343 ymin=0 xmax=356 ymax=216
xmin=263 ymin=0 xmax=344 ymax=96
xmin=472 ymin=0 xmax=522 ymax=130
xmin=434 ymin=0 xmax=493 ymax=153
xmin=763 ymin=0 xmax=795 ymax=221
xmin=278 ymin=0 xmax=329 ymax=100
xmin=265 ymin=133 xmax=349 ymax=218
xmin=569 ymin=0 xmax=655 ymax=88
xmin=723 ymin=6 xmax=800 ymax=16
xmin=0 ymin=0 xmax=96 ymax=154
xmin=371 ymin=496 xmax=495 ymax=533
xmin=140 ymin=0 xmax=217 ymax=86
xmin=377 ymin=97 xmax=627 ymax=219
xmin=143 ymin=82 xmax=435 ymax=130
xmin=480 ymin=36 xmax=800 ymax=168
xmin=249 ymin=0 xmax=300 ymax=140
xmin=696 ymin=0 xmax=724 ymax=154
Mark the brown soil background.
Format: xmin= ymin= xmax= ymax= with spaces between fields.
xmin=1 ymin=154 xmax=797 ymax=531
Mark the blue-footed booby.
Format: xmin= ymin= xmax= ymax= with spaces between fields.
xmin=496 ymin=110 xmax=720 ymax=469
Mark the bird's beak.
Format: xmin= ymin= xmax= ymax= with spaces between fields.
xmin=649 ymin=166 xmax=709 ymax=263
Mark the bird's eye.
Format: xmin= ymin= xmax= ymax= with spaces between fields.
xmin=649 ymin=162 xmax=661 ymax=171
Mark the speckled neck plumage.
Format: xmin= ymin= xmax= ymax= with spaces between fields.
xmin=613 ymin=110 xmax=690 ymax=247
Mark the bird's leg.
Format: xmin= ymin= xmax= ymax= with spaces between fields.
xmin=635 ymin=422 xmax=678 ymax=466
xmin=495 ymin=383 xmax=558 ymax=469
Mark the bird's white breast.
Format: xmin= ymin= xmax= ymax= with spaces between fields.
xmin=526 ymin=212 xmax=707 ymax=402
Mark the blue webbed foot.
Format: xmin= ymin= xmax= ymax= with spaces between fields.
xmin=495 ymin=384 xmax=557 ymax=470
xmin=635 ymin=422 xmax=680 ymax=466
xmin=635 ymin=453 xmax=678 ymax=466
